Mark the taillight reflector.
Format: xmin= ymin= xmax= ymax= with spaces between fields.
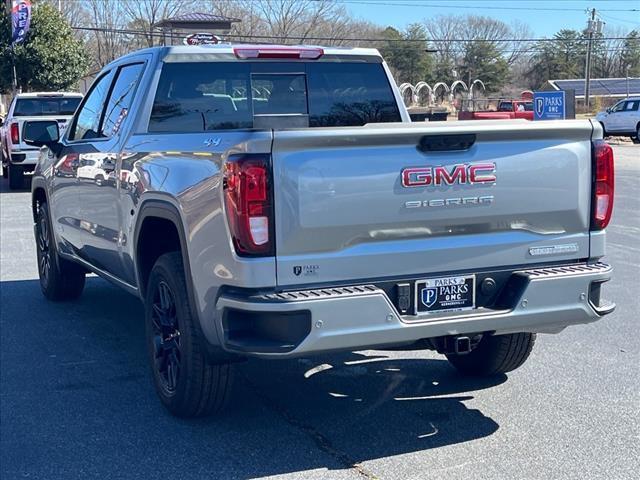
xmin=223 ymin=155 xmax=273 ymax=256
xmin=10 ymin=123 xmax=19 ymax=144
xmin=233 ymin=46 xmax=324 ymax=60
xmin=591 ymin=139 xmax=614 ymax=230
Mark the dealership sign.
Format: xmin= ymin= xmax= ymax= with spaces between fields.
xmin=11 ymin=0 xmax=31 ymax=45
xmin=533 ymin=91 xmax=566 ymax=120
xmin=183 ymin=33 xmax=220 ymax=45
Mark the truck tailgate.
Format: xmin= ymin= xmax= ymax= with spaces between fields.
xmin=272 ymin=120 xmax=593 ymax=286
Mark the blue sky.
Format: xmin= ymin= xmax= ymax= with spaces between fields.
xmin=341 ymin=0 xmax=640 ymax=37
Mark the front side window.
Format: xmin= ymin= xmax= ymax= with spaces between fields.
xmin=149 ymin=61 xmax=400 ymax=132
xmin=611 ymin=101 xmax=625 ymax=112
xmin=69 ymin=71 xmax=115 ymax=141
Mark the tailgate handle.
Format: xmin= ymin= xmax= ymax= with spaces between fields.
xmin=418 ymin=134 xmax=476 ymax=152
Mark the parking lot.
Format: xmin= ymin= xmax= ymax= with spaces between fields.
xmin=0 ymin=144 xmax=638 ymax=480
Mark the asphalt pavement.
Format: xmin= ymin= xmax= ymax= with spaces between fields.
xmin=1 ymin=145 xmax=638 ymax=480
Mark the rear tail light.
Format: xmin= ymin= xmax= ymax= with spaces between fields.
xmin=223 ymin=154 xmax=273 ymax=256
xmin=591 ymin=140 xmax=614 ymax=230
xmin=233 ymin=46 xmax=324 ymax=60
xmin=10 ymin=122 xmax=19 ymax=144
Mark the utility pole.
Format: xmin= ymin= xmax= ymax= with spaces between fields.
xmin=584 ymin=8 xmax=603 ymax=110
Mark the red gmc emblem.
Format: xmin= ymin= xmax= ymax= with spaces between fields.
xmin=401 ymin=163 xmax=496 ymax=187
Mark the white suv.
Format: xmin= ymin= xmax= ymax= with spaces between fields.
xmin=1 ymin=92 xmax=82 ymax=189
xmin=596 ymin=96 xmax=640 ymax=143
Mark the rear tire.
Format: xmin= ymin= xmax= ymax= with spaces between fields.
xmin=633 ymin=124 xmax=640 ymax=144
xmin=35 ymin=201 xmax=86 ymax=301
xmin=446 ymin=332 xmax=536 ymax=376
xmin=8 ymin=164 xmax=24 ymax=190
xmin=145 ymin=252 xmax=232 ymax=417
xmin=1 ymin=148 xmax=7 ymax=178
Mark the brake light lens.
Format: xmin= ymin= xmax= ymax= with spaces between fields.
xmin=10 ymin=122 xmax=19 ymax=144
xmin=223 ymin=155 xmax=273 ymax=256
xmin=233 ymin=46 xmax=324 ymax=60
xmin=591 ymin=140 xmax=614 ymax=230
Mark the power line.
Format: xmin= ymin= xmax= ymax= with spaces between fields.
xmin=71 ymin=25 xmax=637 ymax=45
xmin=69 ymin=26 xmax=635 ymax=56
xmin=337 ymin=0 xmax=640 ymax=13
xmin=599 ymin=12 xmax=640 ymax=26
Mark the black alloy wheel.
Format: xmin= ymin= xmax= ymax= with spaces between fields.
xmin=36 ymin=209 xmax=52 ymax=285
xmin=151 ymin=280 xmax=182 ymax=394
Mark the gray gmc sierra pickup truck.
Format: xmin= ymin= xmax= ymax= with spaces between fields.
xmin=24 ymin=44 xmax=615 ymax=417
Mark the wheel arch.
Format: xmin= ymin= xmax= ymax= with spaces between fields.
xmin=134 ymin=200 xmax=190 ymax=299
xmin=31 ymin=179 xmax=48 ymax=222
xmin=134 ymin=199 xmax=238 ymax=364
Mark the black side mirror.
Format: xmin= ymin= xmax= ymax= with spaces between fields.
xmin=23 ymin=120 xmax=60 ymax=148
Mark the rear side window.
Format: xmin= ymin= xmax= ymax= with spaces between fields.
xmin=14 ymin=97 xmax=81 ymax=116
xmin=149 ymin=61 xmax=400 ymax=132
xmin=624 ymin=100 xmax=639 ymax=111
xmin=101 ymin=63 xmax=145 ymax=137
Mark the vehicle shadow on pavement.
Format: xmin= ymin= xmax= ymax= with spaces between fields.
xmin=1 ymin=276 xmax=502 ymax=479
xmin=0 ymin=177 xmax=31 ymax=193
xmin=239 ymin=352 xmax=503 ymax=472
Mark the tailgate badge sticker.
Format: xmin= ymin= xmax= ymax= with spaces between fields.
xmin=529 ymin=244 xmax=579 ymax=256
xmin=293 ymin=265 xmax=319 ymax=277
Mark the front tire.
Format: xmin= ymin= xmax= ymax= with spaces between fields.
xmin=145 ymin=252 xmax=232 ymax=417
xmin=446 ymin=332 xmax=536 ymax=376
xmin=36 ymin=201 xmax=86 ymax=301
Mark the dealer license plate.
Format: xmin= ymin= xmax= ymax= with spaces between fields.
xmin=415 ymin=275 xmax=475 ymax=314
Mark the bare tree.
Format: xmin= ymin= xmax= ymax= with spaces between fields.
xmin=207 ymin=0 xmax=269 ymax=41
xmin=208 ymin=0 xmax=378 ymax=46
xmin=122 ymin=0 xmax=188 ymax=47
xmin=85 ymin=0 xmax=128 ymax=69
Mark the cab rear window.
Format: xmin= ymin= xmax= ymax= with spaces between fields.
xmin=14 ymin=97 xmax=81 ymax=116
xmin=148 ymin=61 xmax=401 ymax=132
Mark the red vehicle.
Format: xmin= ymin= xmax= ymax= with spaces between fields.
xmin=458 ymin=99 xmax=534 ymax=121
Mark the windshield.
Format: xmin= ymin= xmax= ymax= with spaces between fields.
xmin=149 ymin=61 xmax=401 ymax=132
xmin=14 ymin=97 xmax=82 ymax=116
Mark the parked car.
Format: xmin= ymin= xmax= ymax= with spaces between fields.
xmin=24 ymin=44 xmax=615 ymax=417
xmin=596 ymin=97 xmax=640 ymax=142
xmin=458 ymin=99 xmax=534 ymax=121
xmin=1 ymin=92 xmax=82 ymax=189
xmin=76 ymin=153 xmax=116 ymax=186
